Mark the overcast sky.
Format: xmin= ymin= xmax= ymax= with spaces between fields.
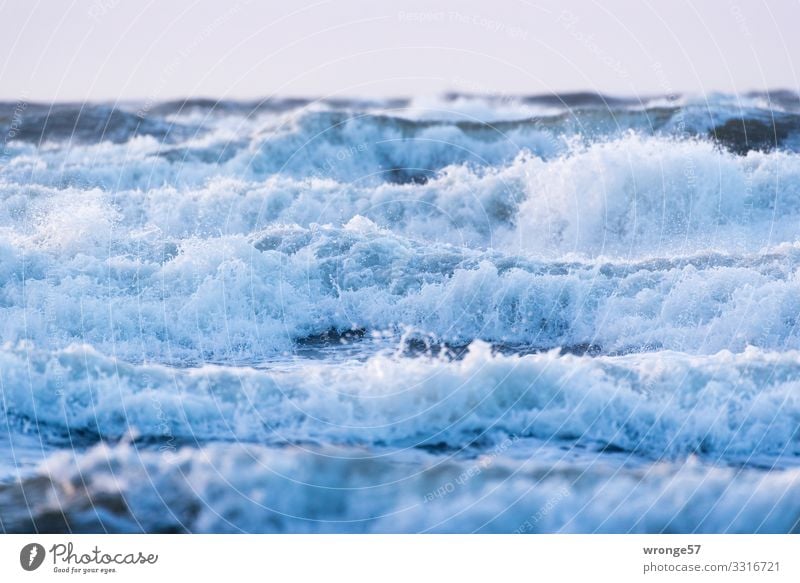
xmin=1 ymin=0 xmax=797 ymax=102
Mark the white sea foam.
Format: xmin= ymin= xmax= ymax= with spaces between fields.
xmin=2 ymin=341 xmax=799 ymax=460
xmin=3 ymin=209 xmax=800 ymax=360
xmin=3 ymin=440 xmax=797 ymax=532
xmin=4 ymin=126 xmax=800 ymax=361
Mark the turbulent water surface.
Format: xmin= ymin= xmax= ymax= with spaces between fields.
xmin=1 ymin=92 xmax=800 ymax=533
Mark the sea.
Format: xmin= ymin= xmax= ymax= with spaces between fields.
xmin=1 ymin=91 xmax=799 ymax=533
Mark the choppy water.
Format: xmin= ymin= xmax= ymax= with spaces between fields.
xmin=1 ymin=92 xmax=800 ymax=532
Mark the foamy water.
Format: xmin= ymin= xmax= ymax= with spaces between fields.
xmin=1 ymin=93 xmax=799 ymax=532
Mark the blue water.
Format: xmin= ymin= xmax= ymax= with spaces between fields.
xmin=1 ymin=92 xmax=800 ymax=533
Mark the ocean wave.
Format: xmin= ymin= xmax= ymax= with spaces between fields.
xmin=4 ymin=132 xmax=800 ymax=252
xmin=5 ymin=93 xmax=800 ymax=161
xmin=4 ymin=206 xmax=800 ymax=360
xmin=3 ymin=93 xmax=800 ymax=533
xmin=3 ymin=341 xmax=800 ymax=461
xmin=2 ymin=440 xmax=798 ymax=533
xmin=0 ymin=102 xmax=203 ymax=145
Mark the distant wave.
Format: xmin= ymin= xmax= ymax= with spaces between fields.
xmin=3 ymin=91 xmax=800 ymax=157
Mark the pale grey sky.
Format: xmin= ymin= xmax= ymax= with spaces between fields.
xmin=0 ymin=0 xmax=797 ymax=102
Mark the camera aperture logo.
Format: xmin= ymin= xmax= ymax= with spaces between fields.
xmin=19 ymin=542 xmax=158 ymax=575
xmin=20 ymin=543 xmax=46 ymax=571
